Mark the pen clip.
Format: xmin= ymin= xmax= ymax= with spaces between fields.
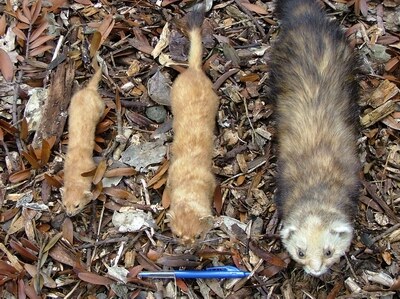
xmin=205 ymin=266 xmax=241 ymax=272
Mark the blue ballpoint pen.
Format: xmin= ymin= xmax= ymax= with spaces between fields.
xmin=138 ymin=266 xmax=250 ymax=279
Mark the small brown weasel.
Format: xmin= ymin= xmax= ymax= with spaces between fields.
xmin=61 ymin=68 xmax=105 ymax=217
xmin=167 ymin=10 xmax=219 ymax=245
xmin=269 ymin=0 xmax=360 ymax=276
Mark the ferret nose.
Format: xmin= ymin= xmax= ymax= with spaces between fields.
xmin=310 ymin=260 xmax=322 ymax=273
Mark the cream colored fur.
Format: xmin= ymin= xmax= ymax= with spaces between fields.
xmin=62 ymin=68 xmax=104 ymax=216
xmin=167 ymin=21 xmax=219 ymax=245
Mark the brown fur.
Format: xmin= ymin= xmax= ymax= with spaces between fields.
xmin=167 ymin=11 xmax=219 ymax=245
xmin=62 ymin=68 xmax=105 ymax=217
xmin=270 ymin=0 xmax=360 ymax=275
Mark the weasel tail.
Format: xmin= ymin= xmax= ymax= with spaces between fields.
xmin=269 ymin=0 xmax=360 ymax=276
xmin=166 ymin=9 xmax=219 ymax=245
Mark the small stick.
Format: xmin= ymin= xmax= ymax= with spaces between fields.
xmin=234 ymin=0 xmax=266 ymax=39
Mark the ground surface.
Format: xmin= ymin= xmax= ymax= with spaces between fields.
xmin=0 ymin=0 xmax=400 ymax=298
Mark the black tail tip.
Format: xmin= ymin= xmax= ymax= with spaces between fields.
xmin=187 ymin=3 xmax=205 ymax=30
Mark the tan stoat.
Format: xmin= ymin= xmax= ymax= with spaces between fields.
xmin=269 ymin=0 xmax=360 ymax=276
xmin=166 ymin=10 xmax=219 ymax=245
xmin=61 ymin=68 xmax=105 ymax=217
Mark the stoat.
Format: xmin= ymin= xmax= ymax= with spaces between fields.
xmin=62 ymin=68 xmax=105 ymax=217
xmin=166 ymin=10 xmax=219 ymax=245
xmin=269 ymin=0 xmax=360 ymax=276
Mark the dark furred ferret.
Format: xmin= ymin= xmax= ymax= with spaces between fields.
xmin=269 ymin=0 xmax=360 ymax=276
xmin=61 ymin=67 xmax=105 ymax=217
xmin=166 ymin=10 xmax=219 ymax=245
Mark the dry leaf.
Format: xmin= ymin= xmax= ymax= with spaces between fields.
xmin=43 ymin=174 xmax=62 ymax=188
xmin=30 ymin=21 xmax=48 ymax=41
xmin=0 ymin=15 xmax=7 ymax=36
xmin=62 ymin=217 xmax=74 ymax=245
xmin=30 ymin=34 xmax=54 ymax=49
xmin=104 ymin=167 xmax=137 ymax=178
xmin=240 ymin=1 xmax=268 ymax=15
xmin=162 ymin=187 xmax=170 ymax=208
xmin=9 ymin=169 xmax=31 ymax=183
xmin=214 ymin=185 xmax=223 ymax=215
xmin=148 ymin=160 xmax=169 ymax=187
xmin=12 ymin=26 xmax=27 ymax=40
xmin=249 ymin=241 xmax=287 ymax=268
xmin=21 ymin=151 xmax=40 ymax=169
xmin=29 ymin=45 xmax=53 ymax=57
xmin=0 ymin=243 xmax=24 ymax=272
xmin=151 ymin=22 xmax=170 ymax=59
xmin=40 ymin=139 xmax=51 ymax=166
xmin=0 ymin=48 xmax=14 ymax=82
xmin=103 ymin=187 xmax=137 ymax=201
xmin=78 ymin=271 xmax=113 ymax=286
xmin=92 ymin=159 xmax=107 ymax=185
xmin=43 ymin=232 xmax=63 ymax=253
xmin=16 ymin=9 xmax=30 ymax=24
xmin=9 ymin=240 xmax=38 ymax=261
xmin=90 ymin=31 xmax=102 ymax=58
xmin=48 ymin=243 xmax=78 ymax=267
xmin=30 ymin=0 xmax=42 ymax=24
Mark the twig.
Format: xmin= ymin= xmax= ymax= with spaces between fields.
xmin=371 ymin=223 xmax=400 ymax=243
xmin=141 ymin=178 xmax=151 ymax=206
xmin=322 ymin=0 xmax=336 ymax=10
xmin=213 ymin=68 xmax=239 ymax=91
xmin=243 ymin=96 xmax=255 ymax=144
xmin=344 ymin=253 xmax=357 ymax=280
xmin=64 ymin=282 xmax=80 ymax=299
xmin=12 ymin=71 xmax=23 ymax=153
xmin=113 ymin=240 xmax=126 ymax=267
xmin=77 ymin=236 xmax=130 ymax=249
xmin=221 ymin=159 xmax=266 ymax=185
xmin=234 ymin=0 xmax=266 ymax=39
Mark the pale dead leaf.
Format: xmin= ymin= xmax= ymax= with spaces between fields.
xmin=152 ymin=22 xmax=170 ymax=59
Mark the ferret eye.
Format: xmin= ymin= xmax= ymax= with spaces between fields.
xmin=298 ymin=249 xmax=305 ymax=258
xmin=324 ymin=249 xmax=332 ymax=257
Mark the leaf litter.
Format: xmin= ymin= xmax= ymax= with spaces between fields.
xmin=0 ymin=0 xmax=400 ymax=298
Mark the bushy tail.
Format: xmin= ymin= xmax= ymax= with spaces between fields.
xmin=86 ymin=67 xmax=102 ymax=90
xmin=187 ymin=8 xmax=205 ymax=71
xmin=275 ymin=0 xmax=323 ymax=20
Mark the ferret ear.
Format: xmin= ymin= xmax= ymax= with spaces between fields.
xmin=83 ymin=191 xmax=93 ymax=201
xmin=200 ymin=215 xmax=214 ymax=231
xmin=330 ymin=222 xmax=353 ymax=236
xmin=281 ymin=225 xmax=297 ymax=240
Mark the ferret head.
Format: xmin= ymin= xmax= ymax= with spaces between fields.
xmin=280 ymin=213 xmax=353 ymax=276
xmin=168 ymin=199 xmax=213 ymax=246
xmin=60 ymin=187 xmax=93 ymax=217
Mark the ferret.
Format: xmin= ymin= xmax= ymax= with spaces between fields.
xmin=166 ymin=10 xmax=219 ymax=245
xmin=269 ymin=0 xmax=360 ymax=276
xmin=61 ymin=68 xmax=105 ymax=217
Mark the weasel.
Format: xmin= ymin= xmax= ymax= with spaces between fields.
xmin=269 ymin=0 xmax=360 ymax=276
xmin=166 ymin=10 xmax=219 ymax=245
xmin=61 ymin=68 xmax=105 ymax=217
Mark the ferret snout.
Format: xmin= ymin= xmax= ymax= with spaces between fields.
xmin=305 ymin=260 xmax=326 ymax=277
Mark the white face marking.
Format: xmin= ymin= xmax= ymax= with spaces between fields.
xmin=281 ymin=214 xmax=353 ymax=276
